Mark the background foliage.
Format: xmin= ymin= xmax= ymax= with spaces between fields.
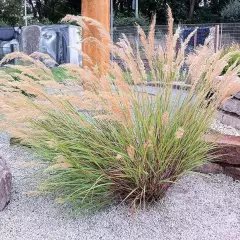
xmin=0 ymin=0 xmax=23 ymax=26
xmin=0 ymin=0 xmax=233 ymax=27
xmin=114 ymin=13 xmax=149 ymax=27
xmin=221 ymin=0 xmax=240 ymax=22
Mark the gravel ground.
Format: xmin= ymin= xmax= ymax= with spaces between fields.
xmin=1 ymin=129 xmax=240 ymax=240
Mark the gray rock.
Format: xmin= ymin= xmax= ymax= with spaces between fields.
xmin=216 ymin=111 xmax=240 ymax=130
xmin=204 ymin=133 xmax=240 ymax=165
xmin=224 ymin=167 xmax=240 ymax=180
xmin=43 ymin=59 xmax=57 ymax=68
xmin=0 ymin=156 xmax=12 ymax=211
xmin=221 ymin=98 xmax=240 ymax=116
xmin=195 ymin=162 xmax=223 ymax=174
xmin=21 ymin=25 xmax=41 ymax=55
xmin=234 ymin=92 xmax=240 ymax=100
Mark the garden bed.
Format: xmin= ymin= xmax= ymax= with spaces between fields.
xmin=0 ymin=130 xmax=240 ymax=240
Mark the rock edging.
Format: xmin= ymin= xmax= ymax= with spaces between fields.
xmin=197 ymin=134 xmax=240 ymax=180
xmin=217 ymin=92 xmax=240 ymax=130
xmin=0 ymin=156 xmax=12 ymax=211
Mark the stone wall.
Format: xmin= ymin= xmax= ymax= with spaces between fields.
xmin=197 ymin=134 xmax=240 ymax=180
xmin=217 ymin=92 xmax=240 ymax=130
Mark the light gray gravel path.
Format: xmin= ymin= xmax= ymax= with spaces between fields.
xmin=0 ymin=132 xmax=240 ymax=240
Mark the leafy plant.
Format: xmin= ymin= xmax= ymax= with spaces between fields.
xmin=221 ymin=0 xmax=240 ymax=22
xmin=1 ymin=8 xmax=240 ymax=212
xmin=114 ymin=13 xmax=149 ymax=27
xmin=221 ymin=44 xmax=240 ymax=75
xmin=223 ymin=53 xmax=240 ymax=75
xmin=0 ymin=19 xmax=10 ymax=27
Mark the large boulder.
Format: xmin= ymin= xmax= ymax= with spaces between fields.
xmin=224 ymin=167 xmax=240 ymax=180
xmin=216 ymin=111 xmax=240 ymax=130
xmin=195 ymin=162 xmax=223 ymax=174
xmin=221 ymin=98 xmax=240 ymax=116
xmin=204 ymin=134 xmax=240 ymax=165
xmin=234 ymin=92 xmax=240 ymax=100
xmin=202 ymin=134 xmax=240 ymax=180
xmin=0 ymin=156 xmax=12 ymax=211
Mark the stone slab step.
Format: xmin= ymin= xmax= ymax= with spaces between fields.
xmin=203 ymin=134 xmax=240 ymax=165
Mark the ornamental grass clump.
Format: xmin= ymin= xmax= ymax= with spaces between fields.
xmin=1 ymin=8 xmax=240 ymax=211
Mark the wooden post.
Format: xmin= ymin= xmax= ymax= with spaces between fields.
xmin=81 ymin=0 xmax=110 ymax=75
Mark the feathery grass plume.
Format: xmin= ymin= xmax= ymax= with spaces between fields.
xmin=0 ymin=52 xmax=53 ymax=77
xmin=63 ymin=15 xmax=112 ymax=75
xmin=175 ymin=127 xmax=185 ymax=139
xmin=162 ymin=112 xmax=169 ymax=126
xmin=1 ymin=6 xmax=240 ymax=212
xmin=62 ymin=15 xmax=112 ymax=43
xmin=30 ymin=52 xmax=57 ymax=64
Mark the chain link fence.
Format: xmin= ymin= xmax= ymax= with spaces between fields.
xmin=112 ymin=23 xmax=240 ymax=72
xmin=219 ymin=23 xmax=240 ymax=47
xmin=113 ymin=23 xmax=240 ymax=49
xmin=1 ymin=23 xmax=240 ymax=62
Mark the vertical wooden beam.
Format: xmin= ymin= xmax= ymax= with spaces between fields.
xmin=81 ymin=0 xmax=110 ymax=75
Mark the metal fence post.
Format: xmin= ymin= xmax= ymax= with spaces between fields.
xmin=220 ymin=23 xmax=223 ymax=49
xmin=194 ymin=30 xmax=198 ymax=49
xmin=214 ymin=25 xmax=220 ymax=52
xmin=110 ymin=0 xmax=114 ymax=62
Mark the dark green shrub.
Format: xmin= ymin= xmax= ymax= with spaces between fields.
xmin=114 ymin=13 xmax=149 ymax=27
xmin=222 ymin=52 xmax=240 ymax=75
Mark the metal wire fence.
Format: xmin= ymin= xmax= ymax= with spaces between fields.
xmin=113 ymin=23 xmax=240 ymax=49
xmin=219 ymin=23 xmax=240 ymax=47
xmin=1 ymin=23 xmax=240 ymax=62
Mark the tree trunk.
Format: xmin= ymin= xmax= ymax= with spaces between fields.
xmin=127 ymin=0 xmax=132 ymax=16
xmin=35 ymin=0 xmax=43 ymax=21
xmin=120 ymin=0 xmax=124 ymax=13
xmin=28 ymin=0 xmax=37 ymax=19
xmin=189 ymin=0 xmax=196 ymax=21
xmin=113 ymin=0 xmax=119 ymax=17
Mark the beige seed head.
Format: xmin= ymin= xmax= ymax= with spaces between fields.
xmin=175 ymin=127 xmax=185 ymax=139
